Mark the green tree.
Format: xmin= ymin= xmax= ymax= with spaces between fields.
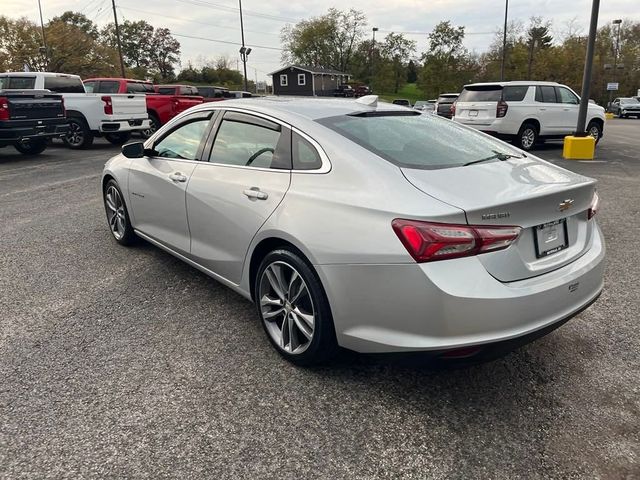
xmin=50 ymin=11 xmax=99 ymax=39
xmin=281 ymin=8 xmax=367 ymax=73
xmin=148 ymin=27 xmax=181 ymax=81
xmin=0 ymin=16 xmax=47 ymax=71
xmin=379 ymin=33 xmax=416 ymax=93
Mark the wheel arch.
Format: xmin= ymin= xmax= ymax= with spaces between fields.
xmin=65 ymin=110 xmax=88 ymax=123
xmin=520 ymin=118 xmax=541 ymax=133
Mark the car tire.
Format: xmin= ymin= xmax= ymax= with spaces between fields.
xmin=515 ymin=122 xmax=538 ymax=151
xmin=255 ymin=248 xmax=338 ymax=366
xmin=104 ymin=132 xmax=132 ymax=145
xmin=63 ymin=117 xmax=94 ymax=149
xmin=14 ymin=138 xmax=48 ymax=155
xmin=587 ymin=121 xmax=603 ymax=144
xmin=140 ymin=113 xmax=160 ymax=139
xmin=103 ymin=179 xmax=137 ymax=246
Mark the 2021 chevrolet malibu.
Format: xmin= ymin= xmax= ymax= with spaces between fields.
xmin=101 ymin=96 xmax=604 ymax=365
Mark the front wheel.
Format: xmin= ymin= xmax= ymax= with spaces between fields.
xmin=587 ymin=121 xmax=602 ymax=144
xmin=103 ymin=179 xmax=137 ymax=246
xmin=515 ymin=123 xmax=538 ymax=151
xmin=255 ymin=249 xmax=338 ymax=366
xmin=14 ymin=138 xmax=48 ymax=155
xmin=104 ymin=132 xmax=132 ymax=145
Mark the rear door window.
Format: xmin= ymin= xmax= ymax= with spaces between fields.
xmin=44 ymin=75 xmax=85 ymax=93
xmin=535 ymin=86 xmax=557 ymax=103
xmin=98 ymin=81 xmax=120 ymax=93
xmin=457 ymin=87 xmax=502 ymax=102
xmin=502 ymin=85 xmax=529 ymax=101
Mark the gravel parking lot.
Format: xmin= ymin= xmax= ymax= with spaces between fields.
xmin=1 ymin=119 xmax=638 ymax=479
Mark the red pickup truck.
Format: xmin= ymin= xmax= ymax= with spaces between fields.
xmin=83 ymin=78 xmax=203 ymax=137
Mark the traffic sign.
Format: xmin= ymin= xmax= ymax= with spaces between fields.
xmin=607 ymin=82 xmax=619 ymax=91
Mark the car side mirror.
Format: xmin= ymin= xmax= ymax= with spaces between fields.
xmin=121 ymin=141 xmax=145 ymax=158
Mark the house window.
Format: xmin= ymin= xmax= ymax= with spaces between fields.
xmin=280 ymin=74 xmax=288 ymax=87
xmin=297 ymin=73 xmax=306 ymax=86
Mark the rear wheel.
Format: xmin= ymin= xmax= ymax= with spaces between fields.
xmin=140 ymin=113 xmax=160 ymax=139
xmin=255 ymin=249 xmax=338 ymax=366
xmin=104 ymin=132 xmax=132 ymax=145
xmin=63 ymin=117 xmax=94 ymax=149
xmin=515 ymin=122 xmax=538 ymax=151
xmin=14 ymin=138 xmax=48 ymax=155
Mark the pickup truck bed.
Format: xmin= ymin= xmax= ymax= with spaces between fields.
xmin=0 ymin=89 xmax=69 ymax=155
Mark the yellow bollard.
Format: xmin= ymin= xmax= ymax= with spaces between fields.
xmin=605 ymin=112 xmax=614 ymax=120
xmin=563 ymin=135 xmax=596 ymax=160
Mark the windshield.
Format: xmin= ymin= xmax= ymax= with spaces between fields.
xmin=620 ymin=98 xmax=640 ymax=104
xmin=317 ymin=112 xmax=523 ymax=170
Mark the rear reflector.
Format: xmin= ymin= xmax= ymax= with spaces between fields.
xmin=392 ymin=219 xmax=521 ymax=262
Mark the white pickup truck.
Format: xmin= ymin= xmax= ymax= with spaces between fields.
xmin=0 ymin=72 xmax=150 ymax=149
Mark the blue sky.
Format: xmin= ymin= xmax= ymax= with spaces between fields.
xmin=5 ymin=0 xmax=639 ymax=82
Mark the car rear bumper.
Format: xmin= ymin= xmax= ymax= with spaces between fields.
xmin=99 ymin=118 xmax=151 ymax=133
xmin=317 ymin=223 xmax=605 ymax=353
xmin=0 ymin=121 xmax=69 ymax=144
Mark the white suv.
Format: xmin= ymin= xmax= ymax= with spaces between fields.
xmin=452 ymin=81 xmax=605 ymax=151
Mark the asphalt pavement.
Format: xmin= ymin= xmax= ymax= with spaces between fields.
xmin=0 ymin=120 xmax=638 ymax=479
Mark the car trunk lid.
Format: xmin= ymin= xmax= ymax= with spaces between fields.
xmin=1 ymin=90 xmax=64 ymax=121
xmin=453 ymin=85 xmax=503 ymax=125
xmin=108 ymin=93 xmax=148 ymax=118
xmin=401 ymin=157 xmax=597 ymax=282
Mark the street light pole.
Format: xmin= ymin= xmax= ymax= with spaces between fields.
xmin=239 ymin=0 xmax=249 ymax=92
xmin=500 ymin=0 xmax=508 ymax=81
xmin=370 ymin=27 xmax=378 ymax=83
xmin=575 ymin=0 xmax=600 ymax=136
xmin=608 ymin=19 xmax=622 ymax=107
xmin=37 ymin=0 xmax=49 ymax=70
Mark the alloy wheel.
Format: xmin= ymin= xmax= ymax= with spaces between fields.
xmin=66 ymin=121 xmax=84 ymax=147
xmin=521 ymin=128 xmax=535 ymax=149
xmin=588 ymin=125 xmax=600 ymax=140
xmin=105 ymin=185 xmax=127 ymax=240
xmin=259 ymin=261 xmax=315 ymax=354
xmin=141 ymin=118 xmax=158 ymax=138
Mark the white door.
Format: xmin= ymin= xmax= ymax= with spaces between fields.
xmin=556 ymin=86 xmax=580 ymax=134
xmin=127 ymin=114 xmax=212 ymax=254
xmin=186 ymin=111 xmax=292 ymax=284
xmin=535 ymin=85 xmax=564 ymax=135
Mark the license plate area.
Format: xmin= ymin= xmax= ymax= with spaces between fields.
xmin=469 ymin=109 xmax=478 ymax=116
xmin=534 ymin=219 xmax=568 ymax=258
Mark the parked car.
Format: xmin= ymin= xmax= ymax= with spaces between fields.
xmin=0 ymin=87 xmax=68 ymax=155
xmin=434 ymin=93 xmax=459 ymax=118
xmin=354 ymin=85 xmax=371 ymax=97
xmin=413 ymin=100 xmax=435 ymax=112
xmin=2 ymin=72 xmax=150 ymax=149
xmin=228 ymin=90 xmax=253 ymax=98
xmin=333 ymin=85 xmax=355 ymax=98
xmin=102 ymin=96 xmax=604 ymax=366
xmin=196 ymin=86 xmax=232 ymax=102
xmin=610 ymin=97 xmax=640 ymax=118
xmin=453 ymin=81 xmax=606 ymax=151
xmin=155 ymin=84 xmax=201 ymax=96
xmin=84 ymin=78 xmax=204 ymax=138
xmin=392 ymin=99 xmax=411 ymax=107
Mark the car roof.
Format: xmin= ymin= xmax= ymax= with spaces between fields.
xmin=438 ymin=93 xmax=459 ymax=97
xmin=3 ymin=71 xmax=81 ymax=79
xmin=463 ymin=81 xmax=561 ymax=88
xmin=187 ymin=96 xmax=411 ymax=121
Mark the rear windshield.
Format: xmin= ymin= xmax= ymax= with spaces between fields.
xmin=317 ymin=112 xmax=522 ymax=170
xmin=457 ymin=86 xmax=502 ymax=103
xmin=0 ymin=76 xmax=36 ymax=89
xmin=437 ymin=95 xmax=457 ymax=103
xmin=157 ymin=87 xmax=176 ymax=95
xmin=44 ymin=76 xmax=85 ymax=93
xmin=127 ymin=82 xmax=154 ymax=93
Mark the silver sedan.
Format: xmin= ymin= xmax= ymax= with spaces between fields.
xmin=102 ymin=96 xmax=605 ymax=365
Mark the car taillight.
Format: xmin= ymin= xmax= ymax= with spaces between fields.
xmin=101 ymin=96 xmax=113 ymax=115
xmin=0 ymin=97 xmax=9 ymax=120
xmin=588 ymin=192 xmax=599 ymax=220
xmin=392 ymin=219 xmax=521 ymax=263
xmin=496 ymin=99 xmax=508 ymax=118
xmin=450 ymin=102 xmax=456 ymax=116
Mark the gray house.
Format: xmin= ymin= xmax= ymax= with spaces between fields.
xmin=269 ymin=65 xmax=350 ymax=96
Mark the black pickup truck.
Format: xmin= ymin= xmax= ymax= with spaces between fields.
xmin=0 ymin=89 xmax=69 ymax=155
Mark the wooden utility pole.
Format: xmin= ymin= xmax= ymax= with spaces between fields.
xmin=37 ymin=0 xmax=49 ymax=70
xmin=111 ymin=0 xmax=126 ymax=77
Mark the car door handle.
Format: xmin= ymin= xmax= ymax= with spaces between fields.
xmin=539 ymin=108 xmax=546 ymax=111
xmin=563 ymin=108 xmax=570 ymax=111
xmin=169 ymin=172 xmax=188 ymax=183
xmin=243 ymin=188 xmax=268 ymax=200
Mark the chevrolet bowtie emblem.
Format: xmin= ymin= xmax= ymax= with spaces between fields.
xmin=558 ymin=199 xmax=575 ymax=212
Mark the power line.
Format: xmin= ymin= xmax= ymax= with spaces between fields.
xmin=119 ymin=5 xmax=280 ymax=37
xmin=172 ymin=31 xmax=283 ymax=51
xmin=377 ymin=28 xmax=494 ymax=36
xmin=171 ymin=0 xmax=300 ymax=23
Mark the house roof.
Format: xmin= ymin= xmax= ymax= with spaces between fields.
xmin=268 ymin=65 xmax=349 ymax=76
